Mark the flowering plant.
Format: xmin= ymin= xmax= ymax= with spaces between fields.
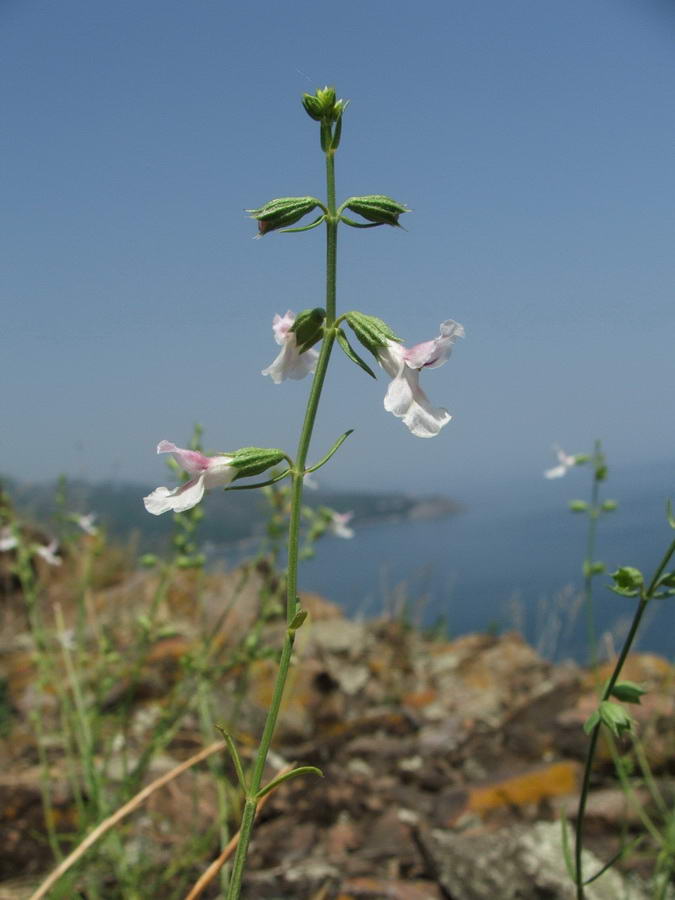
xmin=144 ymin=86 xmax=465 ymax=897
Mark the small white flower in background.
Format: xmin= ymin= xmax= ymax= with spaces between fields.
xmin=0 ymin=527 xmax=18 ymax=552
xmin=144 ymin=441 xmax=235 ymax=515
xmin=544 ymin=445 xmax=577 ymax=479
xmin=329 ymin=511 xmax=354 ymax=539
xmin=262 ymin=310 xmax=319 ymax=384
xmin=36 ymin=539 xmax=62 ymax=566
xmin=303 ymin=473 xmax=319 ymax=490
xmin=75 ymin=513 xmax=98 ymax=536
xmin=378 ymin=319 xmax=464 ymax=438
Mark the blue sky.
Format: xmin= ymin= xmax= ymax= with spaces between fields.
xmin=2 ymin=0 xmax=674 ymax=498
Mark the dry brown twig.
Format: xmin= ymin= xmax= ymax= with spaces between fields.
xmin=29 ymin=740 xmax=227 ymax=900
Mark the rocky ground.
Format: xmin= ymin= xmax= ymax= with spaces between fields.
xmin=1 ymin=564 xmax=674 ymax=899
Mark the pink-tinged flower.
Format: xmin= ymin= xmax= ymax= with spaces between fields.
xmin=36 ymin=539 xmax=62 ymax=566
xmin=329 ymin=511 xmax=354 ymax=539
xmin=143 ymin=441 xmax=235 ymax=515
xmin=378 ymin=319 xmax=465 ymax=438
xmin=75 ymin=513 xmax=98 ymax=536
xmin=544 ymin=445 xmax=577 ymax=479
xmin=262 ymin=310 xmax=319 ymax=384
xmin=0 ymin=527 xmax=18 ymax=552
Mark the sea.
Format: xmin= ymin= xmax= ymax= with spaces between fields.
xmin=219 ymin=459 xmax=675 ymax=663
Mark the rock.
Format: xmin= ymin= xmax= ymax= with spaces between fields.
xmin=420 ymin=820 xmax=647 ymax=899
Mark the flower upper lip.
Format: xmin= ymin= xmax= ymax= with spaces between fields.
xmin=143 ymin=441 xmax=235 ymax=515
xmin=262 ymin=310 xmax=319 ymax=384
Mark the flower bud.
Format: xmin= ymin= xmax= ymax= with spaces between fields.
xmin=568 ymin=500 xmax=589 ymax=513
xmin=343 ymin=195 xmax=409 ymax=227
xmin=302 ymin=86 xmax=347 ymax=124
xmin=248 ymin=197 xmax=321 ymax=235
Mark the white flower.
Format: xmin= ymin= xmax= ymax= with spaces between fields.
xmin=378 ymin=319 xmax=464 ymax=438
xmin=36 ymin=539 xmax=62 ymax=566
xmin=303 ymin=473 xmax=319 ymax=490
xmin=262 ymin=310 xmax=319 ymax=384
xmin=329 ymin=511 xmax=354 ymax=539
xmin=0 ymin=527 xmax=18 ymax=552
xmin=75 ymin=513 xmax=98 ymax=536
xmin=544 ymin=445 xmax=577 ymax=479
xmin=143 ymin=441 xmax=235 ymax=515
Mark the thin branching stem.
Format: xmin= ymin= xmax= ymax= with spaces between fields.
xmin=574 ymin=533 xmax=675 ymax=898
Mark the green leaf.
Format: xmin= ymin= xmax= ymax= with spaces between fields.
xmin=583 ymin=708 xmax=602 ymax=735
xmin=583 ymin=837 xmax=644 ymax=885
xmin=610 ymin=681 xmax=647 ymax=704
xmin=667 ymin=499 xmax=675 ymax=529
xmin=569 ymin=500 xmax=589 ymax=513
xmin=256 ymin=765 xmax=324 ymax=801
xmin=305 ymin=429 xmax=354 ymax=475
xmin=560 ymin=813 xmax=576 ymax=882
xmin=336 ymin=328 xmax=377 ymax=378
xmin=601 ymin=499 xmax=618 ymax=512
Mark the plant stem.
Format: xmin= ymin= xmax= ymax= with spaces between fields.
xmin=574 ymin=534 xmax=675 ymax=898
xmin=583 ymin=440 xmax=602 ymax=668
xmin=225 ymin=146 xmax=339 ymax=900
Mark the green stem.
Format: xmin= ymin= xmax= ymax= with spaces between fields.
xmin=226 ymin=145 xmax=339 ymax=900
xmin=583 ymin=440 xmax=601 ymax=668
xmin=574 ymin=534 xmax=675 ymax=898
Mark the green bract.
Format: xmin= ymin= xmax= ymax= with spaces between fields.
xmin=342 ymin=194 xmax=409 ymax=227
xmin=291 ymin=307 xmax=326 ymax=353
xmin=569 ymin=500 xmax=589 ymax=513
xmin=248 ymin=197 xmax=321 ymax=235
xmin=344 ymin=311 xmax=402 ymax=358
xmin=229 ymin=448 xmax=288 ymax=480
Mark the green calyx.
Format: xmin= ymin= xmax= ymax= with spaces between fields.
xmin=341 ymin=195 xmax=409 ymax=228
xmin=584 ymin=700 xmax=634 ymax=738
xmin=344 ymin=311 xmax=402 ymax=358
xmin=291 ymin=307 xmax=326 ymax=353
xmin=610 ymin=681 xmax=647 ymax=704
xmin=609 ymin=566 xmax=644 ymax=597
xmin=230 ymin=448 xmax=288 ymax=480
xmin=248 ymin=197 xmax=322 ymax=236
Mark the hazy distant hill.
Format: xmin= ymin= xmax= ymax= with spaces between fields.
xmin=0 ymin=475 xmax=462 ymax=552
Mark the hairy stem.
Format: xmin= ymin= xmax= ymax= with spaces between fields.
xmin=225 ymin=144 xmax=339 ymax=900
